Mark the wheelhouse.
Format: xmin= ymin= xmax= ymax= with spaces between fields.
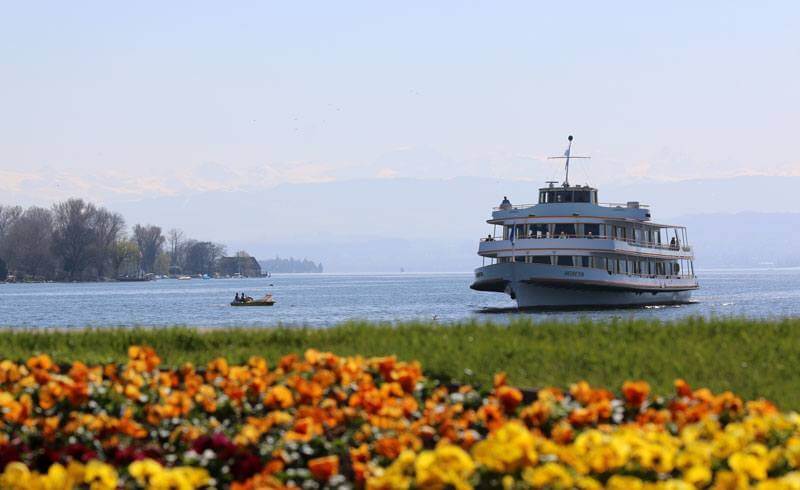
xmin=538 ymin=183 xmax=598 ymax=204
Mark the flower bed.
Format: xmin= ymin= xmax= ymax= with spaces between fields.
xmin=0 ymin=346 xmax=797 ymax=489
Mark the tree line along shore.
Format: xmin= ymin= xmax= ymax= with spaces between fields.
xmin=1 ymin=317 xmax=797 ymax=409
xmin=0 ymin=200 xmax=322 ymax=282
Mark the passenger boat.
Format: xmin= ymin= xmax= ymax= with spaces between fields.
xmin=231 ymin=294 xmax=275 ymax=306
xmin=470 ymin=136 xmax=698 ymax=308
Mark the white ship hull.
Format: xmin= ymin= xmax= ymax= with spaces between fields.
xmin=508 ymin=282 xmax=692 ymax=308
xmin=472 ymin=263 xmax=697 ymax=308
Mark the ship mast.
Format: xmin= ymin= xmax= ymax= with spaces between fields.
xmin=547 ymin=135 xmax=590 ymax=186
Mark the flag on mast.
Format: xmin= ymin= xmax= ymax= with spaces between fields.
xmin=547 ymin=135 xmax=589 ymax=186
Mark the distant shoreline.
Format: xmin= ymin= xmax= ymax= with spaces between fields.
xmin=4 ymin=265 xmax=800 ymax=284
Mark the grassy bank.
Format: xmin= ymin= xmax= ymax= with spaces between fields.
xmin=1 ymin=317 xmax=799 ymax=408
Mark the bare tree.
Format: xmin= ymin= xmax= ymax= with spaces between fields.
xmin=52 ymin=199 xmax=97 ymax=281
xmin=0 ymin=205 xmax=23 ymax=264
xmin=177 ymin=238 xmax=196 ymax=272
xmin=4 ymin=207 xmax=55 ymax=279
xmin=133 ymin=224 xmax=165 ymax=273
xmin=0 ymin=205 xmax=23 ymax=239
xmin=92 ymin=209 xmax=125 ymax=279
xmin=166 ymin=228 xmax=184 ymax=267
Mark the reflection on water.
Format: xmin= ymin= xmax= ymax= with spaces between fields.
xmin=0 ymin=269 xmax=798 ymax=328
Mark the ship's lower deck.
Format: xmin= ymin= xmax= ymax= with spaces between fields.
xmin=471 ymin=262 xmax=697 ymax=308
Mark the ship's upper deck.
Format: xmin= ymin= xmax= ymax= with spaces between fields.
xmin=492 ymin=183 xmax=652 ymax=222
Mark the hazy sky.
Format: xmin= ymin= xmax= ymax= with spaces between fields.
xmin=2 ymin=1 xmax=799 ymax=203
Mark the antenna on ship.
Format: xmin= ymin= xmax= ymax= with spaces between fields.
xmin=547 ymin=135 xmax=590 ymax=186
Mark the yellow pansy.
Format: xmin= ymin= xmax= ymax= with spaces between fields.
xmin=84 ymin=461 xmax=118 ymax=490
xmin=38 ymin=463 xmax=73 ymax=490
xmin=415 ymin=443 xmax=475 ymax=490
xmin=607 ymin=475 xmax=644 ymax=490
xmin=471 ymin=421 xmax=537 ymax=472
xmin=683 ymin=465 xmax=712 ymax=486
xmin=367 ymin=450 xmax=415 ymax=490
xmin=0 ymin=462 xmax=32 ymax=490
xmin=149 ymin=469 xmax=194 ymax=490
xmin=522 ymin=462 xmax=574 ymax=489
xmin=728 ymin=444 xmax=770 ymax=481
xmin=129 ymin=458 xmax=164 ymax=486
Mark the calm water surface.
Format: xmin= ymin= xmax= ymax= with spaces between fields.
xmin=0 ymin=269 xmax=799 ymax=328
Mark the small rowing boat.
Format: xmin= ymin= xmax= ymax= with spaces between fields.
xmin=231 ymin=293 xmax=275 ymax=306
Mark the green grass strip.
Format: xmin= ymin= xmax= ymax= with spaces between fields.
xmin=0 ymin=317 xmax=798 ymax=408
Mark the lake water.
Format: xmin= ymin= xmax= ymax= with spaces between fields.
xmin=1 ymin=268 xmax=799 ymax=328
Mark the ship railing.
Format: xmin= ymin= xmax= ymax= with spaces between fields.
xmin=599 ymin=202 xmax=651 ymax=208
xmin=492 ymin=203 xmax=536 ymax=211
xmin=480 ymin=234 xmax=692 ymax=252
xmin=493 ymin=202 xmax=652 ymax=211
xmin=621 ymin=272 xmax=696 ymax=280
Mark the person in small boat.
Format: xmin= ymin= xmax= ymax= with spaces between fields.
xmin=235 ymin=292 xmax=240 ymax=303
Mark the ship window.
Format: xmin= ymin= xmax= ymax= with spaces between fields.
xmin=515 ymin=256 xmax=525 ymax=263
xmin=556 ymin=256 xmax=573 ymax=267
xmin=529 ymin=223 xmax=547 ymax=238
xmin=574 ymin=191 xmax=590 ymax=202
xmin=581 ymin=256 xmax=591 ymax=267
xmin=552 ymin=191 xmax=573 ymax=203
xmin=529 ymin=256 xmax=550 ymax=265
xmin=583 ymin=223 xmax=600 ymax=237
xmin=554 ymin=223 xmax=575 ymax=237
